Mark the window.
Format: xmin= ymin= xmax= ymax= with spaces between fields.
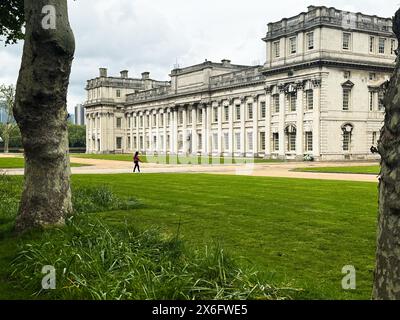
xmin=378 ymin=91 xmax=385 ymax=111
xmin=306 ymin=90 xmax=314 ymax=110
xmin=213 ymin=107 xmax=218 ymax=123
xmin=391 ymin=39 xmax=397 ymax=55
xmin=379 ymin=38 xmax=386 ymax=54
xmin=247 ymin=132 xmax=253 ymax=151
xmin=146 ymin=115 xmax=150 ymax=127
xmin=289 ymin=37 xmax=297 ymax=54
xmin=343 ymin=88 xmax=351 ymax=111
xmin=235 ymin=105 xmax=241 ymax=121
xmin=133 ymin=117 xmax=137 ymax=128
xmin=343 ymin=33 xmax=351 ymax=50
xmin=153 ymin=136 xmax=157 ymax=149
xmin=178 ymin=134 xmax=183 ymax=150
xmin=247 ymin=104 xmax=253 ymax=120
xmin=198 ymin=109 xmax=203 ymax=123
xmin=224 ymin=106 xmax=229 ymax=122
xmin=146 ymin=135 xmax=150 ymax=149
xmin=188 ymin=111 xmax=192 ymax=124
xmin=198 ymin=134 xmax=202 ymax=150
xmin=116 ymin=137 xmax=122 ymax=149
xmin=160 ymin=114 xmax=164 ymax=126
xmin=344 ymin=71 xmax=351 ymax=79
xmin=342 ymin=124 xmax=353 ymax=151
xmin=133 ymin=136 xmax=137 ymax=149
xmin=167 ymin=135 xmax=170 ymax=148
xmin=287 ymin=132 xmax=296 ymax=152
xmin=128 ymin=137 xmax=131 ymax=149
xmin=288 ymin=93 xmax=297 ymax=112
xmin=153 ymin=114 xmax=157 ymax=126
xmin=160 ymin=135 xmax=164 ymax=149
xmin=369 ymin=91 xmax=375 ymax=111
xmin=179 ymin=111 xmax=183 ymax=125
xmin=273 ymin=94 xmax=280 ymax=113
xmin=305 ymin=132 xmax=313 ymax=152
xmin=116 ymin=118 xmax=122 ymax=128
xmin=260 ymin=102 xmax=266 ymax=119
xmin=272 ymin=133 xmax=279 ymax=151
xmin=128 ymin=117 xmax=131 ymax=128
xmin=139 ymin=136 xmax=143 ymax=149
xmin=273 ymin=41 xmax=280 ymax=58
xmin=213 ymin=133 xmax=218 ymax=151
xmin=224 ymin=133 xmax=229 ymax=150
xmin=260 ymin=132 xmax=266 ymax=151
xmin=307 ymin=32 xmax=314 ymax=50
xmin=372 ymin=132 xmax=378 ymax=146
xmin=116 ymin=89 xmax=121 ymax=98
xmin=235 ymin=133 xmax=241 ymax=150
xmin=369 ymin=36 xmax=375 ymax=53
xmin=343 ymin=131 xmax=351 ymax=151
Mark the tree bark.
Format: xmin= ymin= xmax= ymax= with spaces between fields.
xmin=13 ymin=0 xmax=75 ymax=232
xmin=373 ymin=9 xmax=400 ymax=300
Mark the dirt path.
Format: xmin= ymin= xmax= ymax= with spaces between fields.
xmin=0 ymin=153 xmax=379 ymax=182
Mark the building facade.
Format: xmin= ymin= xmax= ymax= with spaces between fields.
xmin=85 ymin=6 xmax=396 ymax=160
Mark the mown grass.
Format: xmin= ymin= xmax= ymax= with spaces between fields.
xmin=0 ymin=173 xmax=379 ymax=300
xmin=71 ymin=153 xmax=282 ymax=165
xmin=0 ymin=175 xmax=293 ymax=300
xmin=56 ymin=174 xmax=380 ymax=299
xmin=295 ymin=166 xmax=380 ymax=175
xmin=0 ymin=158 xmax=88 ymax=169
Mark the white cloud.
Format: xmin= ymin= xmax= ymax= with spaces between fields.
xmin=0 ymin=0 xmax=399 ymax=113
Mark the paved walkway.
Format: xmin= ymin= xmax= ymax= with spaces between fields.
xmin=0 ymin=153 xmax=379 ymax=182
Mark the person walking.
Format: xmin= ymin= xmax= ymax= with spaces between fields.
xmin=133 ymin=151 xmax=141 ymax=173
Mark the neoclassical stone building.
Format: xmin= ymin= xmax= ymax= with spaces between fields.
xmin=84 ymin=6 xmax=396 ymax=160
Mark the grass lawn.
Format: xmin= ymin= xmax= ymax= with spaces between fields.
xmin=0 ymin=174 xmax=378 ymax=300
xmin=295 ymin=166 xmax=380 ymax=175
xmin=71 ymin=153 xmax=282 ymax=164
xmin=0 ymin=158 xmax=88 ymax=169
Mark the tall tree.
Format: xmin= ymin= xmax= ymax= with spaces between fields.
xmin=0 ymin=84 xmax=18 ymax=153
xmin=1 ymin=0 xmax=75 ymax=232
xmin=374 ymin=8 xmax=400 ymax=300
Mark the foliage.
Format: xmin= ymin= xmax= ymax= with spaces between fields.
xmin=68 ymin=124 xmax=86 ymax=148
xmin=0 ymin=85 xmax=18 ymax=152
xmin=0 ymin=0 xmax=24 ymax=45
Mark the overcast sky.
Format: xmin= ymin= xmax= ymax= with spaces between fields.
xmin=1 ymin=0 xmax=400 ymax=113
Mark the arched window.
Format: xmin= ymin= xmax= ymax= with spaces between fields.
xmin=285 ymin=124 xmax=297 ymax=152
xmin=341 ymin=124 xmax=354 ymax=151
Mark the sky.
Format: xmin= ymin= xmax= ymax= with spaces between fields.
xmin=1 ymin=0 xmax=400 ymax=114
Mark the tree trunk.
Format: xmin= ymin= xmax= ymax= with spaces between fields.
xmin=13 ymin=0 xmax=75 ymax=232
xmin=373 ymin=10 xmax=400 ymax=300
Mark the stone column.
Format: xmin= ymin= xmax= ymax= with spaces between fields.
xmin=192 ymin=105 xmax=198 ymax=156
xmin=278 ymin=86 xmax=286 ymax=158
xmin=313 ymin=79 xmax=322 ymax=158
xmin=240 ymin=98 xmax=246 ymax=156
xmin=202 ymin=104 xmax=208 ymax=155
xmin=296 ymin=84 xmax=304 ymax=159
xmin=265 ymin=87 xmax=272 ymax=158
xmin=163 ymin=109 xmax=167 ymax=154
xmin=155 ymin=109 xmax=160 ymax=153
xmin=182 ymin=106 xmax=188 ymax=155
xmin=129 ymin=113 xmax=133 ymax=151
xmin=252 ymin=95 xmax=259 ymax=157
xmin=217 ymin=101 xmax=223 ymax=156
xmin=207 ymin=103 xmax=213 ymax=155
xmin=228 ymin=99 xmax=234 ymax=157
xmin=136 ymin=112 xmax=140 ymax=151
xmin=173 ymin=107 xmax=178 ymax=154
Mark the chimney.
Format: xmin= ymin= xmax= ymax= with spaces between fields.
xmin=120 ymin=70 xmax=129 ymax=78
xmin=99 ymin=68 xmax=108 ymax=77
xmin=142 ymin=72 xmax=150 ymax=80
xmin=221 ymin=59 xmax=231 ymax=67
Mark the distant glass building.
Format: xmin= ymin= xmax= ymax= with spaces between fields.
xmin=0 ymin=101 xmax=8 ymax=124
xmin=74 ymin=104 xmax=86 ymax=126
